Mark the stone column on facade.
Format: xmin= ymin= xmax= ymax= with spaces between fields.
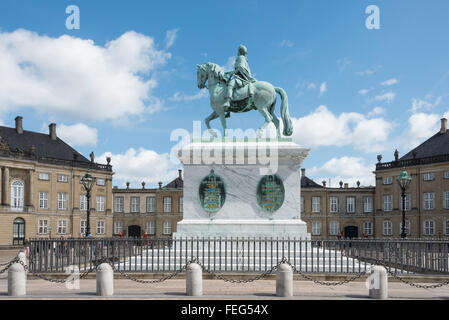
xmin=3 ymin=167 xmax=9 ymax=206
xmin=27 ymin=170 xmax=34 ymax=209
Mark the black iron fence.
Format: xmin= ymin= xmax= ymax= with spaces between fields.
xmin=28 ymin=237 xmax=449 ymax=275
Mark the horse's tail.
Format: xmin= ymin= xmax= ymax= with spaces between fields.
xmin=275 ymin=87 xmax=293 ymax=136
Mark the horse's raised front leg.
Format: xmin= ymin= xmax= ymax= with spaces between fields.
xmin=257 ymin=107 xmax=273 ymax=138
xmin=205 ymin=111 xmax=219 ymax=138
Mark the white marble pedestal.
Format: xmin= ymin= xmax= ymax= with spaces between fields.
xmin=173 ymin=139 xmax=311 ymax=239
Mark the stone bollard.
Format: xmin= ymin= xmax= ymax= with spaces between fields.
xmin=8 ymin=263 xmax=26 ymax=296
xmin=368 ymin=266 xmax=388 ymax=299
xmin=96 ymin=263 xmax=114 ymax=296
xmin=276 ymin=263 xmax=293 ymax=297
xmin=186 ymin=263 xmax=202 ymax=296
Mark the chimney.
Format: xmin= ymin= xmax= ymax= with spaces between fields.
xmin=15 ymin=116 xmax=23 ymax=134
xmin=301 ymin=168 xmax=305 ymax=177
xmin=178 ymin=169 xmax=182 ymax=179
xmin=49 ymin=123 xmax=57 ymax=140
xmin=440 ymin=118 xmax=447 ymax=134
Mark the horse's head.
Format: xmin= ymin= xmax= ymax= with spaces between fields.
xmin=196 ymin=63 xmax=208 ymax=89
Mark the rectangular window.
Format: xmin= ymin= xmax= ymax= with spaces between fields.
xmin=130 ymin=197 xmax=140 ymax=213
xmin=383 ymin=221 xmax=393 ymax=236
xmin=163 ymin=197 xmax=172 ymax=213
xmin=400 ymin=193 xmax=411 ymax=211
xmin=39 ymin=192 xmax=49 ymax=209
xmin=163 ymin=221 xmax=172 ymax=235
xmin=38 ymin=172 xmax=50 ymax=181
xmin=400 ymin=220 xmax=411 ymax=236
xmin=445 ymin=221 xmax=449 ymax=236
xmin=96 ymin=221 xmax=105 ymax=235
xmin=57 ymin=174 xmax=68 ymax=182
xmin=58 ymin=192 xmax=68 ymax=210
xmin=38 ymin=220 xmax=48 ymax=235
xmin=364 ymin=197 xmax=373 ymax=213
xmin=424 ymin=192 xmax=435 ymax=210
xmin=424 ymin=220 xmax=435 ymax=236
xmin=329 ymin=221 xmax=339 ymax=235
xmin=57 ymin=220 xmax=67 ymax=235
xmin=114 ymin=221 xmax=123 ymax=235
xmin=423 ymin=172 xmax=435 ymax=181
xmin=179 ymin=196 xmax=183 ymax=212
xmin=312 ymin=221 xmax=321 ymax=235
xmin=115 ymin=197 xmax=124 ymax=213
xmin=96 ymin=179 xmax=106 ymax=186
xmin=346 ymin=197 xmax=355 ymax=213
xmin=444 ymin=171 xmax=449 ymax=179
xmin=383 ymin=177 xmax=392 ymax=185
xmin=80 ymin=195 xmax=87 ymax=210
xmin=300 ymin=196 xmax=304 ymax=213
xmin=383 ymin=195 xmax=392 ymax=212
xmin=363 ymin=222 xmax=373 ymax=236
xmin=80 ymin=220 xmax=86 ymax=236
xmin=329 ymin=197 xmax=338 ymax=213
xmin=146 ymin=196 xmax=156 ymax=213
xmin=146 ymin=221 xmax=156 ymax=235
xmin=96 ymin=195 xmax=105 ymax=212
xmin=311 ymin=197 xmax=320 ymax=213
xmin=444 ymin=192 xmax=449 ymax=209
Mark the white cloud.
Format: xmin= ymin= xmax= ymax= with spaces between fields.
xmin=0 ymin=29 xmax=171 ymax=122
xmin=307 ymin=82 xmax=316 ymax=90
xmin=337 ymin=58 xmax=351 ymax=71
xmin=57 ymin=123 xmax=98 ymax=147
xmin=410 ymin=95 xmax=442 ymax=113
xmin=164 ymin=28 xmax=179 ymax=49
xmin=222 ymin=56 xmax=235 ymax=72
xmin=319 ymin=82 xmax=327 ymax=96
xmin=372 ymin=91 xmax=396 ymax=104
xmin=399 ymin=112 xmax=440 ymax=149
xmin=98 ymin=148 xmax=180 ymax=188
xmin=169 ymin=89 xmax=208 ymax=102
xmin=380 ymin=78 xmax=398 ymax=86
xmin=280 ymin=40 xmax=294 ymax=48
xmin=368 ymin=106 xmax=386 ymax=117
xmin=291 ymin=105 xmax=393 ymax=152
xmin=358 ymin=88 xmax=370 ymax=95
xmin=309 ymin=157 xmax=375 ymax=187
xmin=354 ymin=65 xmax=381 ymax=76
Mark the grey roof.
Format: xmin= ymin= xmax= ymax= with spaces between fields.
xmin=400 ymin=130 xmax=449 ymax=160
xmin=301 ymin=175 xmax=323 ymax=188
xmin=164 ymin=176 xmax=183 ymax=188
xmin=0 ymin=126 xmax=89 ymax=162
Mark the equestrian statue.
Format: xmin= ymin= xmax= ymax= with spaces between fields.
xmin=196 ymin=44 xmax=293 ymax=139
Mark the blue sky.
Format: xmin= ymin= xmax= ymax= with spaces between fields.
xmin=0 ymin=0 xmax=448 ymax=187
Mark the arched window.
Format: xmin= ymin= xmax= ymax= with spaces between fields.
xmin=11 ymin=180 xmax=24 ymax=210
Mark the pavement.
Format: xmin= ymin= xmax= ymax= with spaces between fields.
xmin=1 ymin=249 xmax=448 ymax=300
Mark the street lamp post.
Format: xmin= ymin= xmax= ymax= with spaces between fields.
xmin=396 ymin=169 xmax=412 ymax=239
xmin=81 ymin=171 xmax=96 ymax=237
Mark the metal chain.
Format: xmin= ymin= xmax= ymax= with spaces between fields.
xmin=0 ymin=257 xmax=20 ymax=274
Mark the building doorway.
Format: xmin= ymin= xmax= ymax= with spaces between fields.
xmin=13 ymin=218 xmax=25 ymax=245
xmin=344 ymin=226 xmax=358 ymax=239
xmin=128 ymin=225 xmax=141 ymax=238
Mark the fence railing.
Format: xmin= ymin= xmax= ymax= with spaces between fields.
xmin=28 ymin=238 xmax=449 ymax=275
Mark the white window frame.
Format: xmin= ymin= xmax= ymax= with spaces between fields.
xmin=146 ymin=196 xmax=156 ymax=213
xmin=96 ymin=178 xmax=106 ymax=186
xmin=346 ymin=197 xmax=355 ymax=213
xmin=163 ymin=197 xmax=172 ymax=213
xmin=57 ymin=174 xmax=68 ymax=183
xmin=444 ymin=171 xmax=449 ymax=179
xmin=329 ymin=221 xmax=339 ymax=236
xmin=424 ymin=220 xmax=435 ymax=236
xmin=423 ymin=172 xmax=435 ymax=181
xmin=96 ymin=221 xmax=105 ymax=235
xmin=329 ymin=197 xmax=338 ymax=213
xmin=363 ymin=221 xmax=373 ymax=236
xmin=311 ymin=197 xmax=320 ymax=213
xmin=363 ymin=197 xmax=373 ymax=213
xmin=57 ymin=220 xmax=67 ymax=235
xmin=383 ymin=195 xmax=392 ymax=212
xmin=11 ymin=180 xmax=24 ymax=210
xmin=311 ymin=221 xmax=321 ymax=235
xmin=115 ymin=197 xmax=124 ymax=213
xmin=383 ymin=177 xmax=392 ymax=185
xmin=114 ymin=221 xmax=123 ymax=235
xmin=300 ymin=196 xmax=305 ymax=213
xmin=424 ymin=192 xmax=435 ymax=210
xmin=162 ymin=221 xmax=172 ymax=235
xmin=383 ymin=221 xmax=393 ymax=236
xmin=38 ymin=219 xmax=48 ymax=235
xmin=39 ymin=191 xmax=49 ymax=209
xmin=80 ymin=220 xmax=87 ymax=235
xmin=146 ymin=221 xmax=156 ymax=235
xmin=399 ymin=220 xmax=411 ymax=236
xmin=445 ymin=220 xmax=449 ymax=236
xmin=80 ymin=195 xmax=87 ymax=210
xmin=58 ymin=192 xmax=68 ymax=210
xmin=179 ymin=196 xmax=183 ymax=212
xmin=130 ymin=197 xmax=140 ymax=213
xmin=38 ymin=172 xmax=50 ymax=181
xmin=444 ymin=191 xmax=449 ymax=209
xmin=400 ymin=193 xmax=411 ymax=211
xmin=96 ymin=195 xmax=105 ymax=212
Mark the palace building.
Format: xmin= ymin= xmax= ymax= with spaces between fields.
xmin=112 ymin=170 xmax=183 ymax=238
xmin=0 ymin=116 xmax=114 ymax=246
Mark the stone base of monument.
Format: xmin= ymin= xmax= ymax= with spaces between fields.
xmin=173 ymin=138 xmax=311 ymax=240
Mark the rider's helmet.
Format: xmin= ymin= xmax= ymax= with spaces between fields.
xmin=238 ymin=44 xmax=247 ymax=56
